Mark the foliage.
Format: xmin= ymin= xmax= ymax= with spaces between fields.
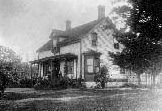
xmin=110 ymin=0 xmax=162 ymax=85
xmin=59 ymin=76 xmax=84 ymax=88
xmin=0 ymin=72 xmax=9 ymax=98
xmin=0 ymin=45 xmax=38 ymax=88
xmin=0 ymin=45 xmax=22 ymax=87
xmin=120 ymin=83 xmax=140 ymax=88
xmin=34 ymin=77 xmax=50 ymax=90
xmin=94 ymin=66 xmax=109 ymax=88
xmin=19 ymin=78 xmax=36 ymax=88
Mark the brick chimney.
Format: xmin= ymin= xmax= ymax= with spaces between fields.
xmin=98 ymin=5 xmax=105 ymax=20
xmin=66 ymin=20 xmax=71 ymax=31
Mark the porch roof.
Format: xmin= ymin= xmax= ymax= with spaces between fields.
xmin=30 ymin=53 xmax=78 ymax=64
xmin=82 ymin=50 xmax=102 ymax=56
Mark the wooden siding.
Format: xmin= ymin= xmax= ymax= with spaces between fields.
xmin=60 ymin=42 xmax=81 ymax=79
xmin=38 ymin=50 xmax=53 ymax=59
xmin=60 ymin=42 xmax=80 ymax=55
xmin=81 ymin=21 xmax=125 ymax=78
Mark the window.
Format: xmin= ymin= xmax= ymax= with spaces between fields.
xmin=43 ymin=63 xmax=48 ymax=76
xmin=114 ymin=43 xmax=119 ymax=49
xmin=85 ymin=56 xmax=100 ymax=74
xmin=67 ymin=60 xmax=74 ymax=74
xmin=94 ymin=58 xmax=100 ymax=73
xmin=51 ymin=46 xmax=60 ymax=54
xmin=91 ymin=32 xmax=97 ymax=46
xmin=87 ymin=58 xmax=94 ymax=73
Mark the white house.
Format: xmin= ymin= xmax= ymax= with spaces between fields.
xmin=32 ymin=6 xmax=128 ymax=87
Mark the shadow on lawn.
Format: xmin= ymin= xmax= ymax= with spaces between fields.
xmin=1 ymin=89 xmax=65 ymax=101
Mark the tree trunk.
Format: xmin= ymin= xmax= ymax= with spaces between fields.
xmin=152 ymin=74 xmax=156 ymax=88
xmin=137 ymin=74 xmax=141 ymax=86
xmin=146 ymin=74 xmax=147 ymax=86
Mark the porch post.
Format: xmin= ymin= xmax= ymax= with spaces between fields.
xmin=30 ymin=64 xmax=32 ymax=79
xmin=51 ymin=60 xmax=53 ymax=80
xmin=76 ymin=59 xmax=78 ymax=80
xmin=64 ymin=58 xmax=67 ymax=76
xmin=37 ymin=63 xmax=39 ymax=77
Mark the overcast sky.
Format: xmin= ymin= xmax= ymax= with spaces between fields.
xmin=0 ymin=0 xmax=114 ymax=61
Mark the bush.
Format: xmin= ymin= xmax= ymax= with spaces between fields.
xmin=59 ymin=77 xmax=85 ymax=88
xmin=120 ymin=83 xmax=139 ymax=88
xmin=34 ymin=77 xmax=50 ymax=90
xmin=0 ymin=72 xmax=9 ymax=98
xmin=94 ymin=66 xmax=109 ymax=89
xmin=34 ymin=76 xmax=85 ymax=90
xmin=19 ymin=78 xmax=35 ymax=88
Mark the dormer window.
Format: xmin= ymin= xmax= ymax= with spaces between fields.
xmin=91 ymin=32 xmax=97 ymax=46
xmin=51 ymin=46 xmax=59 ymax=54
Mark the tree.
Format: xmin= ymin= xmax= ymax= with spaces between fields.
xmin=0 ymin=45 xmax=22 ymax=94
xmin=109 ymin=0 xmax=162 ymax=85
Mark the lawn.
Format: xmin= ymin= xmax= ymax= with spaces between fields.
xmin=0 ymin=88 xmax=161 ymax=111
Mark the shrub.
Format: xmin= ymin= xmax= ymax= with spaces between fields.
xmin=94 ymin=66 xmax=109 ymax=89
xmin=0 ymin=72 xmax=9 ymax=98
xmin=34 ymin=77 xmax=50 ymax=90
xmin=120 ymin=83 xmax=139 ymax=88
xmin=19 ymin=78 xmax=35 ymax=88
xmin=59 ymin=76 xmax=85 ymax=88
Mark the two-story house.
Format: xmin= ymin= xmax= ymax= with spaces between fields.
xmin=32 ymin=5 xmax=127 ymax=87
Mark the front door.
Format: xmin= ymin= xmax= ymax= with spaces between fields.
xmin=52 ymin=60 xmax=60 ymax=84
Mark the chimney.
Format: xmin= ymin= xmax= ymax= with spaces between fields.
xmin=66 ymin=20 xmax=71 ymax=31
xmin=98 ymin=5 xmax=105 ymax=20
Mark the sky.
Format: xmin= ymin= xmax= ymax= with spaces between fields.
xmin=0 ymin=0 xmax=115 ymax=62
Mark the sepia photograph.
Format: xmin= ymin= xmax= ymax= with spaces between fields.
xmin=0 ymin=0 xmax=162 ymax=110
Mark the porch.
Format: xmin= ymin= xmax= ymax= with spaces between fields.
xmin=31 ymin=53 xmax=78 ymax=85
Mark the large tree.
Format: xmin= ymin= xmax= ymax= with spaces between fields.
xmin=109 ymin=0 xmax=162 ymax=85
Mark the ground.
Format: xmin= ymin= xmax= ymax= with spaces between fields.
xmin=0 ymin=88 xmax=162 ymax=111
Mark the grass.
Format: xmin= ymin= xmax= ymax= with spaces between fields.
xmin=0 ymin=88 xmax=159 ymax=111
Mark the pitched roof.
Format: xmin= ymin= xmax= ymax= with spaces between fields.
xmin=49 ymin=29 xmax=65 ymax=39
xmin=30 ymin=53 xmax=77 ymax=64
xmin=56 ymin=18 xmax=106 ymax=46
xmin=37 ymin=17 xmax=114 ymax=52
xmin=36 ymin=40 xmax=52 ymax=52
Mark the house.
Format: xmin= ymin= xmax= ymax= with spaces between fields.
xmin=31 ymin=5 xmax=127 ymax=87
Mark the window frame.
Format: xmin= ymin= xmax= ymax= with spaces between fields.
xmin=67 ymin=60 xmax=74 ymax=75
xmin=86 ymin=57 xmax=94 ymax=73
xmin=85 ymin=56 xmax=100 ymax=74
xmin=91 ymin=32 xmax=98 ymax=47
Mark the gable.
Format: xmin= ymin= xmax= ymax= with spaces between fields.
xmin=81 ymin=18 xmax=118 ymax=53
xmin=81 ymin=19 xmax=123 ymax=67
xmin=36 ymin=40 xmax=52 ymax=53
xmin=36 ymin=17 xmax=116 ymax=52
xmin=57 ymin=18 xmax=111 ymax=46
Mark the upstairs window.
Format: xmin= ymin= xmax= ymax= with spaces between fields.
xmin=91 ymin=32 xmax=97 ymax=46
